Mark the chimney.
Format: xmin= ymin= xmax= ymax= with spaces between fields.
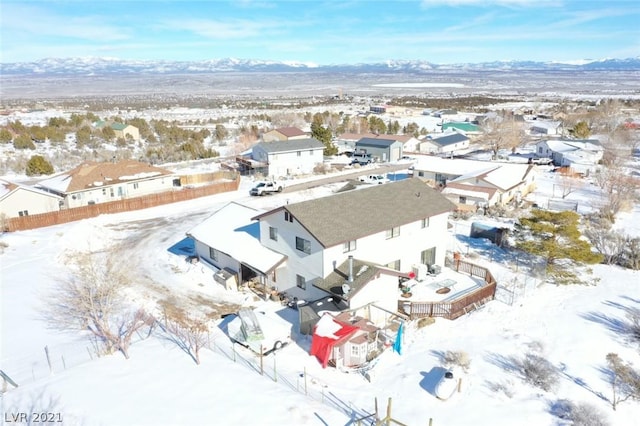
xmin=348 ymin=255 xmax=354 ymax=283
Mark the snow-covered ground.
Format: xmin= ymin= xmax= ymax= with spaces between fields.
xmin=1 ymin=164 xmax=639 ymax=425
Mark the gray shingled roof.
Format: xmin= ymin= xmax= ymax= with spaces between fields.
xmin=255 ymin=178 xmax=455 ymax=248
xmin=313 ymin=258 xmax=398 ymax=301
xmin=429 ymin=133 xmax=469 ymax=147
xmin=253 ymin=138 xmax=324 ymax=153
xmin=356 ymin=137 xmax=399 ymax=148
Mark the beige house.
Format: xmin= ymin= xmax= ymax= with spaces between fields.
xmin=0 ymin=179 xmax=62 ymax=219
xmin=94 ymin=121 xmax=140 ymax=141
xmin=36 ymin=160 xmax=176 ymax=209
xmin=262 ymin=127 xmax=307 ymax=142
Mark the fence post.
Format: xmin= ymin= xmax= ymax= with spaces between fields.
xmin=260 ymin=345 xmax=263 ymax=376
xmin=44 ymin=346 xmax=52 ymax=374
xmin=273 ymin=354 xmax=277 ymax=382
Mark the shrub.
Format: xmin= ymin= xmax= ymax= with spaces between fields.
xmin=443 ymin=350 xmax=472 ymax=372
xmin=521 ymin=353 xmax=559 ymax=391
xmin=552 ymin=399 xmax=609 ymax=426
xmin=486 ymin=379 xmax=515 ymax=398
xmin=13 ymin=134 xmax=35 ymax=150
xmin=26 ymin=155 xmax=54 ymax=176
xmin=417 ymin=317 xmax=435 ymax=328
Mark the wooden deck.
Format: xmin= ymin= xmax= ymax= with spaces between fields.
xmin=398 ymin=259 xmax=497 ymax=320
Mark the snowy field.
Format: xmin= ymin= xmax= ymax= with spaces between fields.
xmin=1 ymin=164 xmax=640 ymax=425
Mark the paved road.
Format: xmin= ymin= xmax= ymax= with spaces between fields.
xmin=281 ymin=162 xmax=412 ymax=193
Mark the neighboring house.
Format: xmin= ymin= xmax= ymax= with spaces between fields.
xmin=262 ymin=127 xmax=307 ymax=142
xmin=441 ymin=122 xmax=480 ymax=134
xmin=335 ymin=133 xmax=418 ymax=153
xmin=411 ymin=157 xmax=536 ymax=209
xmin=442 ymin=163 xmax=537 ymax=210
xmin=535 ymin=139 xmax=604 ymax=174
xmin=251 ymin=178 xmax=455 ymax=302
xmin=530 ymin=120 xmax=563 ymax=136
xmin=0 ymin=179 xmax=62 ymax=219
xmin=354 ymin=137 xmax=403 ymax=162
xmin=187 ymin=202 xmax=287 ymax=287
xmin=419 ymin=132 xmax=470 ymax=155
xmin=36 ymin=160 xmax=176 ymax=209
xmin=250 ymin=138 xmax=325 ymax=178
xmin=94 ymin=121 xmax=140 ymax=141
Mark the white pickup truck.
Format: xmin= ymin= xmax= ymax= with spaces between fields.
xmin=249 ymin=180 xmax=284 ymax=196
xmin=358 ymin=174 xmax=390 ymax=185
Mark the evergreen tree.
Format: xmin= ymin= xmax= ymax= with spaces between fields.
xmin=573 ymin=121 xmax=591 ymax=139
xmin=13 ymin=134 xmax=35 ymax=150
xmin=515 ymin=210 xmax=603 ymax=283
xmin=311 ymin=122 xmax=336 ymax=156
xmin=0 ymin=128 xmax=12 ymax=143
xmin=26 ymin=155 xmax=54 ymax=176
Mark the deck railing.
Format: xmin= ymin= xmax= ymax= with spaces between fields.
xmin=398 ymin=259 xmax=497 ymax=320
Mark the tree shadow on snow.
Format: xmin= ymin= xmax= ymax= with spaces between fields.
xmin=484 ymin=352 xmax=523 ymax=376
xmin=419 ymin=367 xmax=449 ymax=397
xmin=580 ymin=300 xmax=640 ymax=345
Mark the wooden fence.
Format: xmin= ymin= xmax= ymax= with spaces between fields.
xmin=5 ymin=174 xmax=240 ymax=232
xmin=399 ymin=259 xmax=497 ymax=321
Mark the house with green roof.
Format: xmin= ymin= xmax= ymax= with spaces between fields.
xmin=94 ymin=121 xmax=140 ymax=141
xmin=442 ymin=122 xmax=480 ymax=134
xmin=250 ymin=178 xmax=456 ymax=315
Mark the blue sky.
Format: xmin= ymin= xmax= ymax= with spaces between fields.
xmin=1 ymin=0 xmax=638 ymax=65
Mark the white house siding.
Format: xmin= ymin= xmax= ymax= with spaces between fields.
xmin=0 ymin=189 xmax=61 ymax=218
xmin=320 ymin=212 xmax=450 ymax=277
xmin=252 ymin=146 xmax=324 ymax=179
xmin=66 ymin=177 xmax=174 ymax=208
xmin=349 ymin=274 xmax=398 ymax=326
xmin=193 ymin=239 xmax=240 ymax=275
xmin=258 ymin=211 xmax=328 ymax=301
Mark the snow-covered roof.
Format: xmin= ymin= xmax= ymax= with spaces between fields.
xmin=36 ymin=160 xmax=173 ymax=194
xmin=187 ymin=202 xmax=286 ymax=274
xmin=0 ymin=178 xmax=63 ymax=201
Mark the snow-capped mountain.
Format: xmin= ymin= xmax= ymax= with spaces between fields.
xmin=1 ymin=57 xmax=639 ymax=75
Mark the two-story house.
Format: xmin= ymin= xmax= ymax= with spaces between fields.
xmin=251 ymin=178 xmax=456 ymax=303
xmin=250 ymin=138 xmax=325 ymax=178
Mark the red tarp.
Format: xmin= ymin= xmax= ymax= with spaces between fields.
xmin=309 ymin=316 xmax=359 ymax=368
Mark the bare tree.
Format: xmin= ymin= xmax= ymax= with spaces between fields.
xmin=605 ymin=353 xmax=640 ymax=411
xmin=45 ymin=251 xmax=152 ymax=359
xmin=162 ymin=308 xmax=209 ymax=365
xmin=481 ymin=112 xmax=525 ymax=159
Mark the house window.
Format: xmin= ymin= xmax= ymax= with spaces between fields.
xmin=110 ymin=188 xmax=114 ymax=197
xmin=538 ymin=147 xmax=543 ymax=154
xmin=421 ymin=247 xmax=436 ymax=266
xmin=209 ymin=247 xmax=219 ymax=261
xmin=350 ymin=345 xmax=360 ymax=357
xmin=284 ymin=211 xmax=293 ymax=222
xmin=418 ymin=171 xmax=425 ymax=177
xmin=385 ymin=226 xmax=400 ymax=239
xmin=133 ymin=182 xmax=139 ymax=189
xmin=421 ymin=218 xmax=429 ymax=228
xmin=117 ymin=187 xmax=123 ymax=196
xmin=387 ymin=259 xmax=401 ymax=270
xmin=297 ymin=151 xmax=301 ymax=157
xmin=18 ymin=210 xmax=29 ymax=217
xmin=343 ymin=240 xmax=356 ymax=253
xmin=102 ymin=188 xmax=106 ymax=195
xmin=459 ymin=196 xmax=467 ymax=204
xmin=296 ymin=237 xmax=311 ymax=254
xmin=269 ymin=226 xmax=278 ymax=241
xmin=296 ymin=274 xmax=306 ymax=290
xmin=309 ymin=150 xmax=313 ymax=155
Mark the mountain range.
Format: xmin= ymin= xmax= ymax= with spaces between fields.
xmin=2 ymin=57 xmax=640 ymax=75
